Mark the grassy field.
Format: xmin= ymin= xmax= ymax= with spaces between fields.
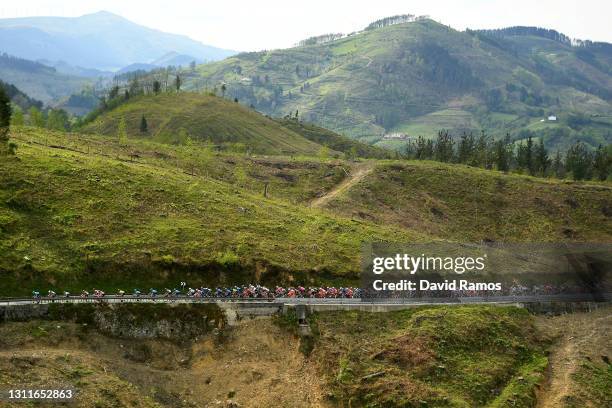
xmin=388 ymin=109 xmax=480 ymax=140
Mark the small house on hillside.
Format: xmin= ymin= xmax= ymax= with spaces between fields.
xmin=547 ymin=115 xmax=557 ymax=121
xmin=383 ymin=133 xmax=409 ymax=140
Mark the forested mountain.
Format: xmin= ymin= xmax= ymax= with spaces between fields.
xmin=0 ymin=79 xmax=43 ymax=111
xmin=0 ymin=11 xmax=235 ymax=71
xmin=181 ymin=17 xmax=612 ymax=151
xmin=0 ymin=53 xmax=91 ymax=104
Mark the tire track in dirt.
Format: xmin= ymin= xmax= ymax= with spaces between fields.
xmin=536 ymin=310 xmax=611 ymax=408
xmin=310 ymin=162 xmax=375 ymax=208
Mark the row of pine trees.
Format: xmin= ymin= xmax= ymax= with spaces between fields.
xmin=403 ymin=130 xmax=611 ymax=181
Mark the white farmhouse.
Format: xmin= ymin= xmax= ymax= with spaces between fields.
xmin=383 ymin=133 xmax=409 ymax=140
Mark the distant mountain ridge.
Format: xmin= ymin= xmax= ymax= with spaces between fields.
xmin=0 ymin=11 xmax=236 ymax=71
xmin=0 ymin=53 xmax=91 ymax=104
xmin=115 ymin=52 xmax=204 ymax=75
xmin=0 ymin=79 xmax=43 ymax=111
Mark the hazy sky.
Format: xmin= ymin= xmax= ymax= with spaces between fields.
xmin=0 ymin=0 xmax=610 ymax=51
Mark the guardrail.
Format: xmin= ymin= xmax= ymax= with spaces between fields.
xmin=0 ymin=293 xmax=609 ymax=306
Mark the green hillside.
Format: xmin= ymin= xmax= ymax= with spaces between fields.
xmin=0 ymin=127 xmax=422 ymax=295
xmin=318 ymin=161 xmax=612 ymax=242
xmin=181 ymin=18 xmax=612 ymax=151
xmin=81 ymin=93 xmax=329 ymax=155
xmin=276 ymin=118 xmax=393 ymax=159
xmin=2 ymin=126 xmax=610 ymax=295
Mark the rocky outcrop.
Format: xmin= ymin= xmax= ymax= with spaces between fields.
xmin=1 ymin=303 xmax=227 ymax=340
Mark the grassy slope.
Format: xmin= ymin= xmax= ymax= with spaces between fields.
xmin=186 ymin=20 xmax=612 ymax=150
xmin=321 ymin=161 xmax=612 ymax=242
xmin=0 ymin=127 xmax=423 ymax=295
xmin=81 ymin=93 xmax=326 ymax=156
xmin=11 ymin=127 xmax=351 ymax=205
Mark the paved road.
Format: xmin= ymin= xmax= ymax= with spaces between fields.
xmin=0 ymin=293 xmax=609 ymax=307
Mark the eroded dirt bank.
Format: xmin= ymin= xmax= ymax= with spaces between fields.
xmin=0 ymin=317 xmax=326 ymax=408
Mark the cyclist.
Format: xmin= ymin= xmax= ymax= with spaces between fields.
xmin=149 ymin=288 xmax=158 ymax=299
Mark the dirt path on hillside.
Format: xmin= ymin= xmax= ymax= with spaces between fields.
xmin=310 ymin=162 xmax=375 ymax=208
xmin=536 ymin=307 xmax=612 ymax=408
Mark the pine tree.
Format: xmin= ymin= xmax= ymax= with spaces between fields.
xmin=525 ymin=136 xmax=534 ymax=175
xmin=175 ymin=75 xmax=181 ymax=92
xmin=0 ymin=85 xmax=11 ymax=154
xmin=0 ymin=87 xmax=11 ymax=129
xmin=11 ymin=105 xmax=24 ymax=126
xmin=534 ymin=139 xmax=550 ymax=176
xmin=457 ymin=132 xmax=475 ymax=164
xmin=28 ymin=106 xmax=45 ymax=128
xmin=516 ymin=137 xmax=536 ymax=174
xmin=153 ymin=81 xmax=161 ymax=95
xmin=593 ymin=144 xmax=611 ymax=181
xmin=565 ymin=141 xmax=591 ymax=180
xmin=108 ymin=85 xmax=120 ymax=100
xmin=552 ymin=150 xmax=565 ymax=178
xmin=140 ymin=115 xmax=148 ymax=133
xmin=434 ymin=130 xmax=455 ymax=162
xmin=415 ymin=136 xmax=433 ymax=160
xmin=494 ymin=136 xmax=511 ymax=172
xmin=473 ymin=130 xmax=490 ymax=168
